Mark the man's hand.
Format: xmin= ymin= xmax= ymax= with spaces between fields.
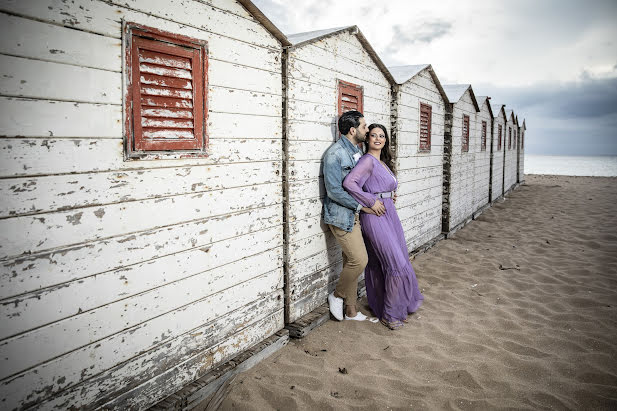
xmin=370 ymin=200 xmax=386 ymax=216
xmin=393 ymin=192 xmax=397 ymax=204
xmin=361 ymin=207 xmax=376 ymax=215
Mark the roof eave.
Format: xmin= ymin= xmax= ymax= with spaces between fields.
xmin=236 ymin=0 xmax=291 ymax=47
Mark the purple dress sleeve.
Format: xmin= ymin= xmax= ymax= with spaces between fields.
xmin=343 ymin=155 xmax=378 ymax=208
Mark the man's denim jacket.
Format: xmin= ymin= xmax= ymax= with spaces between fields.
xmin=323 ymin=136 xmax=363 ymax=232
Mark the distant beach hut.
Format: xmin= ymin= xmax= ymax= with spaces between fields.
xmin=504 ymin=109 xmax=517 ymax=194
xmin=490 ymin=104 xmax=507 ymax=202
xmin=388 ymin=64 xmax=449 ymax=251
xmin=0 ymin=0 xmax=289 ymax=408
xmin=473 ymin=96 xmax=494 ymax=217
xmin=518 ymin=119 xmax=527 ymax=183
xmin=283 ymin=26 xmax=395 ymax=323
xmin=441 ymin=84 xmax=480 ymax=234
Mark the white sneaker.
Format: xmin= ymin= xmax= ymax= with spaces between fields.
xmin=328 ymin=292 xmax=344 ymax=321
xmin=345 ymin=312 xmax=367 ymax=321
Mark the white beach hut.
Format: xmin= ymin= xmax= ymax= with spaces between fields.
xmin=504 ymin=109 xmax=517 ymax=194
xmin=518 ymin=119 xmax=527 ymax=183
xmin=473 ymin=96 xmax=494 ymax=217
xmin=388 ymin=64 xmax=449 ymax=250
xmin=490 ymin=104 xmax=507 ymax=202
xmin=0 ymin=0 xmax=289 ymax=408
xmin=441 ymin=84 xmax=480 ymax=233
xmin=283 ymin=26 xmax=395 ymax=324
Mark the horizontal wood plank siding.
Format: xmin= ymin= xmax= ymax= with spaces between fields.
xmin=473 ymin=100 xmax=492 ymax=213
xmin=504 ymin=114 xmax=518 ymax=192
xmin=393 ymin=68 xmax=445 ymax=251
xmin=0 ymin=1 xmax=284 ymax=409
xmin=285 ymin=30 xmax=391 ymax=322
xmin=491 ymin=114 xmax=506 ymax=202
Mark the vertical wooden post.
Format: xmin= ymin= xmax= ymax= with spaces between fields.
xmin=442 ymin=104 xmax=453 ymax=233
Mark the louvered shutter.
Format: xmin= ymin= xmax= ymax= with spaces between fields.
xmin=419 ymin=103 xmax=432 ymax=151
xmin=508 ymin=127 xmax=512 ymax=149
xmin=498 ymin=125 xmax=502 ymax=151
xmin=462 ymin=115 xmax=470 ymax=152
xmin=481 ymin=121 xmax=487 ymax=151
xmin=130 ymin=32 xmax=205 ymax=152
xmin=338 ymin=80 xmax=363 ymax=115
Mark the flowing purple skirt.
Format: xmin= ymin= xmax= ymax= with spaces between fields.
xmin=360 ymin=198 xmax=424 ymax=323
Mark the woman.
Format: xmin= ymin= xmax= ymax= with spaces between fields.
xmin=342 ymin=124 xmax=424 ymax=329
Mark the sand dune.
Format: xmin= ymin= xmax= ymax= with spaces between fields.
xmin=218 ymin=175 xmax=617 ymax=410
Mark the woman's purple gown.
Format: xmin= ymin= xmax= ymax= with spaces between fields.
xmin=343 ymin=154 xmax=424 ymax=323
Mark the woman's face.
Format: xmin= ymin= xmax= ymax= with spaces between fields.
xmin=367 ymin=127 xmax=386 ymax=152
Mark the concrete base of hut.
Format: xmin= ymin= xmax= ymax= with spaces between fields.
xmin=473 ymin=203 xmax=491 ymax=220
xmin=445 ymin=216 xmax=474 ymax=239
xmin=149 ymin=330 xmax=289 ymax=411
xmin=409 ymin=233 xmax=446 ymax=260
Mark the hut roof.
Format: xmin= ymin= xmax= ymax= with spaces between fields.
xmin=505 ymin=109 xmax=515 ymax=123
xmin=285 ymin=26 xmax=395 ymax=85
xmin=475 ymin=96 xmax=494 ymax=118
xmin=522 ymin=119 xmax=527 ymax=130
xmin=387 ymin=64 xmax=449 ymax=105
xmin=442 ymin=84 xmax=480 ymax=112
xmin=491 ymin=104 xmax=507 ymax=122
xmin=237 ymin=0 xmax=291 ymax=46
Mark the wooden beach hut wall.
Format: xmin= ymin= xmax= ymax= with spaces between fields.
xmin=283 ymin=26 xmax=394 ymax=323
xmin=441 ymin=84 xmax=480 ymax=233
xmin=504 ymin=109 xmax=518 ymax=194
xmin=388 ymin=64 xmax=449 ymax=250
xmin=518 ymin=119 xmax=527 ymax=183
xmin=490 ymin=104 xmax=507 ymax=202
xmin=0 ymin=0 xmax=289 ymax=408
xmin=472 ymin=96 xmax=494 ymax=217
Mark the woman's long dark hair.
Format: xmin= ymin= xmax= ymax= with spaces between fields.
xmin=365 ymin=123 xmax=395 ymax=175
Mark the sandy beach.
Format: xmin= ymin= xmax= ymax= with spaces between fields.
xmin=217 ymin=175 xmax=617 ymax=410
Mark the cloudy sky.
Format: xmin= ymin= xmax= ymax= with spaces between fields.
xmin=253 ymin=0 xmax=617 ymax=155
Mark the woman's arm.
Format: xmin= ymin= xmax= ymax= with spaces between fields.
xmin=343 ymin=156 xmax=378 ymax=208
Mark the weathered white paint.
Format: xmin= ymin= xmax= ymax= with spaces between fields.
xmin=504 ymin=110 xmax=518 ymax=193
xmin=490 ymin=104 xmax=507 ymax=202
xmin=472 ymin=97 xmax=492 ymax=214
xmin=284 ymin=27 xmax=392 ymax=322
xmin=390 ymin=65 xmax=446 ymax=251
xmin=444 ymin=85 xmax=479 ymax=230
xmin=0 ymin=0 xmax=286 ymax=409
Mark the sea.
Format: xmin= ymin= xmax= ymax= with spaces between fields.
xmin=525 ymin=155 xmax=617 ymax=177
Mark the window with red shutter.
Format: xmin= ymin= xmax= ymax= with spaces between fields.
xmin=338 ymin=80 xmax=363 ymax=115
xmin=124 ymin=23 xmax=208 ymax=158
xmin=462 ymin=115 xmax=470 ymax=152
xmin=508 ymin=127 xmax=512 ymax=150
xmin=498 ymin=124 xmax=502 ymax=151
xmin=522 ymin=132 xmax=525 ymax=149
xmin=481 ymin=121 xmax=487 ymax=151
xmin=419 ymin=103 xmax=432 ymax=152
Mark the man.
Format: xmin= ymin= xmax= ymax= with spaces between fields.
xmin=323 ymin=110 xmax=386 ymax=321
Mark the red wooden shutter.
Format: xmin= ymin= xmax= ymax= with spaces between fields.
xmin=338 ymin=80 xmax=363 ymax=115
xmin=522 ymin=132 xmax=524 ymax=149
xmin=462 ymin=115 xmax=470 ymax=152
xmin=129 ymin=29 xmax=206 ymax=152
xmin=419 ymin=103 xmax=432 ymax=151
xmin=481 ymin=121 xmax=487 ymax=151
xmin=498 ymin=125 xmax=502 ymax=151
xmin=508 ymin=127 xmax=512 ymax=149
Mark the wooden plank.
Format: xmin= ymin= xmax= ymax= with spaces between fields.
xmin=209 ymin=86 xmax=281 ymax=117
xmin=0 ymin=182 xmax=282 ymax=259
xmin=1 ymin=205 xmax=281 ymax=300
xmin=1 ymin=161 xmax=281 ymax=218
xmin=0 ymin=97 xmax=120 ymax=138
xmin=0 ymin=12 xmax=122 ymax=71
xmin=150 ymin=329 xmax=289 ymax=410
xmin=0 ymin=0 xmax=280 ymax=50
xmin=285 ymin=304 xmax=330 ymax=339
xmin=288 ymin=160 xmax=323 ymax=181
xmin=0 ymin=263 xmax=283 ymax=383
xmin=4 ymin=290 xmax=283 ymax=410
xmin=207 ymin=111 xmax=282 ymax=139
xmin=288 ymin=214 xmax=328 ymax=245
xmin=287 ymin=119 xmax=336 ymax=142
xmin=1 ymin=226 xmax=283 ymax=339
xmin=210 ymin=59 xmax=281 ymax=95
xmin=0 ymin=54 xmax=121 ymax=104
xmin=0 ymin=138 xmax=282 ymax=177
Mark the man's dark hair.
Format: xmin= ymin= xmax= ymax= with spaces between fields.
xmin=338 ymin=110 xmax=364 ymax=136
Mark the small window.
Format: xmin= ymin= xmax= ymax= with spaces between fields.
xmin=508 ymin=127 xmax=512 ymax=150
xmin=338 ymin=80 xmax=363 ymax=115
xmin=462 ymin=115 xmax=470 ymax=152
xmin=481 ymin=121 xmax=487 ymax=151
xmin=498 ymin=124 xmax=502 ymax=151
xmin=124 ymin=22 xmax=208 ymax=158
xmin=419 ymin=103 xmax=432 ymax=152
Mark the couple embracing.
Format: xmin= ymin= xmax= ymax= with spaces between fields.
xmin=323 ymin=110 xmax=424 ymax=330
